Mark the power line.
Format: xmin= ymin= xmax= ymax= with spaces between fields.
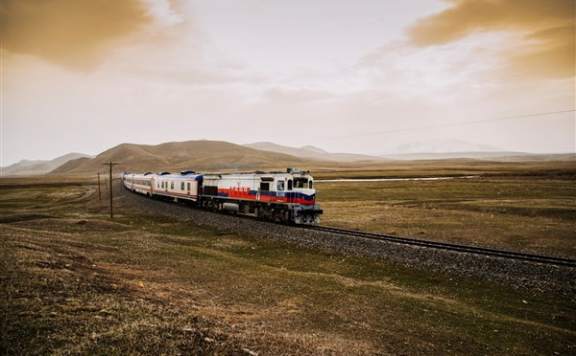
xmin=336 ymin=109 xmax=575 ymax=138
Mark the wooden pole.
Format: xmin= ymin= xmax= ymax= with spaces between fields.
xmin=102 ymin=161 xmax=118 ymax=219
xmin=97 ymin=172 xmax=102 ymax=201
xmin=109 ymin=164 xmax=113 ymax=218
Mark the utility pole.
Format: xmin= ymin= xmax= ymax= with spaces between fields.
xmin=97 ymin=172 xmax=102 ymax=201
xmin=103 ymin=161 xmax=119 ymax=219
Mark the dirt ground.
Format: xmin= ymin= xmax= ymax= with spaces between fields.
xmin=1 ymin=177 xmax=575 ymax=355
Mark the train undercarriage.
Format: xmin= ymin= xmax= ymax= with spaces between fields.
xmin=198 ymin=196 xmax=322 ymax=224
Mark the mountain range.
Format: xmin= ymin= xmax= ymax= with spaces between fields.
xmin=244 ymin=142 xmax=382 ymax=162
xmin=244 ymin=141 xmax=575 ymax=162
xmin=51 ymin=140 xmax=313 ymax=175
xmin=1 ymin=153 xmax=92 ymax=176
xmin=2 ymin=140 xmax=574 ymax=177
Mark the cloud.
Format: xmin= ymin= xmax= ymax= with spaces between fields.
xmin=0 ymin=0 xmax=162 ymax=69
xmin=506 ymin=25 xmax=575 ymax=78
xmin=408 ymin=0 xmax=575 ymax=79
xmin=122 ymin=66 xmax=265 ymax=87
xmin=262 ymin=87 xmax=336 ymax=103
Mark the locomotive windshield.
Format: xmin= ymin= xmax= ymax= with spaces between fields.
xmin=293 ymin=177 xmax=309 ymax=189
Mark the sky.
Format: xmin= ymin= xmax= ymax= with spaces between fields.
xmin=1 ymin=0 xmax=575 ymax=165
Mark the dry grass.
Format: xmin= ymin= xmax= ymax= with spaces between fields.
xmin=318 ymin=177 xmax=576 ymax=257
xmin=1 ymin=177 xmax=575 ymax=354
xmin=312 ymin=160 xmax=576 ymax=180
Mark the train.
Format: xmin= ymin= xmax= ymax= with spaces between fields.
xmin=122 ymin=168 xmax=323 ymax=224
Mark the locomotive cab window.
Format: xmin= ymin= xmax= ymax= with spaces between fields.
xmin=260 ymin=182 xmax=270 ymax=191
xmin=294 ymin=178 xmax=308 ymax=188
xmin=287 ymin=179 xmax=293 ymax=190
xmin=309 ymin=181 xmax=313 ymax=189
xmin=277 ymin=180 xmax=285 ymax=191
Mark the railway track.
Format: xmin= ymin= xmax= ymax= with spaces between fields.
xmin=123 ymin=187 xmax=576 ymax=268
xmin=305 ymin=225 xmax=576 ymax=268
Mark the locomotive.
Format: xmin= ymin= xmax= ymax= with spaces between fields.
xmin=122 ymin=168 xmax=322 ymax=224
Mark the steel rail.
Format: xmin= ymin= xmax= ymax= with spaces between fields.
xmin=304 ymin=225 xmax=576 ymax=268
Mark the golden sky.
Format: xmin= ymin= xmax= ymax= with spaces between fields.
xmin=1 ymin=0 xmax=151 ymax=68
xmin=409 ymin=0 xmax=574 ymax=78
xmin=1 ymin=0 xmax=574 ymax=164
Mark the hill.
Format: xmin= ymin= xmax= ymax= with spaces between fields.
xmin=1 ymin=153 xmax=91 ymax=176
xmin=381 ymin=152 xmax=575 ymax=161
xmin=245 ymin=142 xmax=383 ymax=162
xmin=51 ymin=140 xmax=316 ymax=175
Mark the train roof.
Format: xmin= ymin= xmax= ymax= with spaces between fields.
xmin=202 ymin=168 xmax=311 ymax=176
xmin=125 ymin=172 xmax=202 ymax=179
xmin=124 ymin=168 xmax=312 ymax=179
xmin=155 ymin=173 xmax=203 ymax=180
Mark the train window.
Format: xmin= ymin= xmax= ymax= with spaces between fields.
xmin=170 ymin=182 xmax=174 ymax=190
xmin=287 ymin=179 xmax=292 ymax=190
xmin=187 ymin=182 xmax=191 ymax=191
xmin=277 ymin=180 xmax=285 ymax=191
xmin=309 ymin=181 xmax=313 ymax=189
xmin=294 ymin=178 xmax=308 ymax=188
xmin=181 ymin=182 xmax=185 ymax=190
xmin=260 ymin=182 xmax=270 ymax=191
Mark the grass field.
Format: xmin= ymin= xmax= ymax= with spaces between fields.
xmin=1 ymin=176 xmax=575 ymax=354
xmin=317 ymin=176 xmax=576 ymax=258
xmin=312 ymin=160 xmax=576 ymax=180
